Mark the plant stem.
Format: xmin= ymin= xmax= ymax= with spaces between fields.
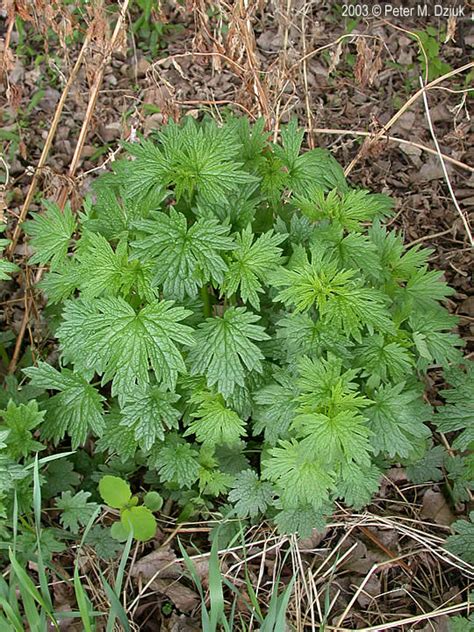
xmin=200 ymin=285 xmax=212 ymax=318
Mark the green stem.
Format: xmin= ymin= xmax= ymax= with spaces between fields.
xmin=200 ymin=285 xmax=212 ymax=318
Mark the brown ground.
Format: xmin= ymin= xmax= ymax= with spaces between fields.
xmin=0 ymin=1 xmax=473 ymax=630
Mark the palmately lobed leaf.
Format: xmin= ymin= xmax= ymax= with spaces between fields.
xmin=25 ymin=201 xmax=76 ymax=270
xmin=24 ymin=362 xmax=105 ymax=448
xmin=228 ymin=469 xmax=274 ymax=518
xmin=187 ymin=306 xmax=269 ymax=398
xmin=132 ymin=209 xmax=235 ymax=299
xmin=55 ymin=490 xmax=98 ymax=533
xmin=185 ymin=390 xmax=246 ymax=446
xmin=57 ymin=297 xmax=194 ymax=400
xmin=223 ymin=227 xmax=285 ymax=308
xmin=120 ymin=384 xmax=181 ymax=451
xmin=0 ymin=400 xmax=45 ymax=459
xmin=262 ymin=439 xmax=335 ymax=509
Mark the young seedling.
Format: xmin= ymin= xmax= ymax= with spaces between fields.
xmin=99 ymin=475 xmax=162 ymax=542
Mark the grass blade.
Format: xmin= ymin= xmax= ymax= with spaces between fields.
xmin=100 ymin=571 xmax=131 ymax=632
xmin=73 ymin=563 xmax=95 ymax=632
xmin=32 ymin=455 xmax=54 ymax=613
xmin=105 ymin=531 xmax=133 ymax=632
xmin=208 ymin=532 xmax=225 ymax=631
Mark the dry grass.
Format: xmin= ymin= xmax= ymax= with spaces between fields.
xmin=110 ymin=509 xmax=472 ymax=631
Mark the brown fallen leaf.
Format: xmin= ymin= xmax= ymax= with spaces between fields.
xmin=421 ymin=489 xmax=455 ymax=526
xmin=151 ymin=578 xmax=199 ymax=613
xmin=131 ymin=545 xmax=182 ymax=580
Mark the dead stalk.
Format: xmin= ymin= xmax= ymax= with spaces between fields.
xmin=7 ymin=33 xmax=91 ymax=256
xmin=344 ymin=61 xmax=474 ymax=176
xmin=8 ymin=0 xmax=132 ymax=374
xmin=418 ymin=75 xmax=473 ymax=246
xmin=57 ymin=0 xmax=132 ymax=209
xmin=312 ymin=127 xmax=474 ymax=173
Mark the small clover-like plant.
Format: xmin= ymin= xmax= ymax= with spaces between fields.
xmin=98 ymin=475 xmax=162 ymax=542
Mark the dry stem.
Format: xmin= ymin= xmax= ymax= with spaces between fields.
xmin=6 ymin=33 xmax=91 ymax=256
xmin=344 ymin=61 xmax=474 ymax=176
xmin=418 ymin=75 xmax=473 ymax=246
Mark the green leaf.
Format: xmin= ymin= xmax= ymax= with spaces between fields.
xmin=262 ymin=439 xmax=335 ymax=509
xmin=143 ymin=491 xmax=163 ymax=512
xmin=0 ymin=455 xmax=28 ymax=493
xmin=185 ymin=391 xmax=246 ymax=446
xmin=449 ymin=614 xmax=474 ymax=632
xmin=38 ymin=259 xmax=82 ymax=304
xmin=223 ymin=227 xmax=284 ymax=308
xmin=96 ymin=412 xmax=138 ymax=462
xmin=274 ymin=120 xmax=347 ymax=194
xmin=125 ymin=118 xmax=255 ymax=205
xmin=24 ymin=362 xmax=105 ymax=448
xmin=275 ymin=313 xmax=352 ymax=363
xmin=272 ymin=251 xmax=393 ymax=341
xmin=445 ymin=512 xmax=474 ymax=564
xmin=273 ymin=503 xmax=329 ymax=537
xmin=76 ymin=231 xmax=154 ymax=300
xmin=0 ymin=429 xmax=9 ymax=450
xmin=445 ymin=453 xmax=474 ymax=504
xmin=369 ymin=221 xmax=429 ymax=282
xmin=25 ymin=201 xmax=76 ymax=270
xmin=337 ymin=462 xmax=381 ymax=509
xmin=435 ymin=363 xmax=474 ymax=451
xmin=188 ymin=307 xmax=269 ymax=398
xmin=410 ymin=306 xmax=463 ymax=369
xmin=99 ymin=475 xmax=132 ymax=509
xmin=132 ymin=209 xmax=234 ymax=299
xmin=57 ymin=297 xmax=194 ymax=400
xmin=406 ymin=445 xmax=444 ymax=484
xmin=355 ymin=335 xmax=413 ymax=387
xmin=147 ymin=434 xmax=200 ymax=488
xmin=0 ymin=258 xmax=18 ymax=281
xmin=0 ymin=400 xmax=44 ymax=458
xmin=253 ymin=369 xmax=298 ymax=445
xmin=199 ymin=468 xmax=233 ymax=497
xmin=309 ymin=223 xmax=381 ymax=279
xmin=121 ymin=506 xmax=157 ymax=542
xmin=365 ymin=383 xmax=432 ymax=458
xmin=0 ymin=228 xmax=18 ymax=281
xmin=296 ymin=354 xmax=368 ymax=413
xmin=228 ymin=470 xmax=274 ymax=518
xmin=42 ymin=458 xmax=80 ymax=499
xmin=403 ymin=267 xmax=454 ymax=305
xmin=55 ymin=490 xmax=99 ymax=534
xmin=120 ymin=384 xmax=180 ymax=451
xmin=110 ymin=521 xmax=130 ymax=542
xmin=295 ymin=188 xmax=390 ymax=230
xmin=293 ymin=409 xmax=373 ymax=468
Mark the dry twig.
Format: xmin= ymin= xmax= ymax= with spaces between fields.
xmin=418 ymin=75 xmax=473 ymax=246
xmin=6 ymin=33 xmax=91 ymax=257
xmin=344 ymin=61 xmax=474 ymax=176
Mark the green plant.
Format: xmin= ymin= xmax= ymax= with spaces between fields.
xmin=0 ymin=457 xmax=131 ymax=631
xmin=416 ymin=27 xmax=451 ymax=81
xmin=130 ymin=0 xmax=180 ymax=58
xmin=445 ymin=512 xmax=474 ymax=565
xmin=18 ymin=116 xmax=470 ymax=537
xmin=98 ymin=474 xmax=161 ymax=542
xmin=0 ymin=226 xmax=18 ymax=281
